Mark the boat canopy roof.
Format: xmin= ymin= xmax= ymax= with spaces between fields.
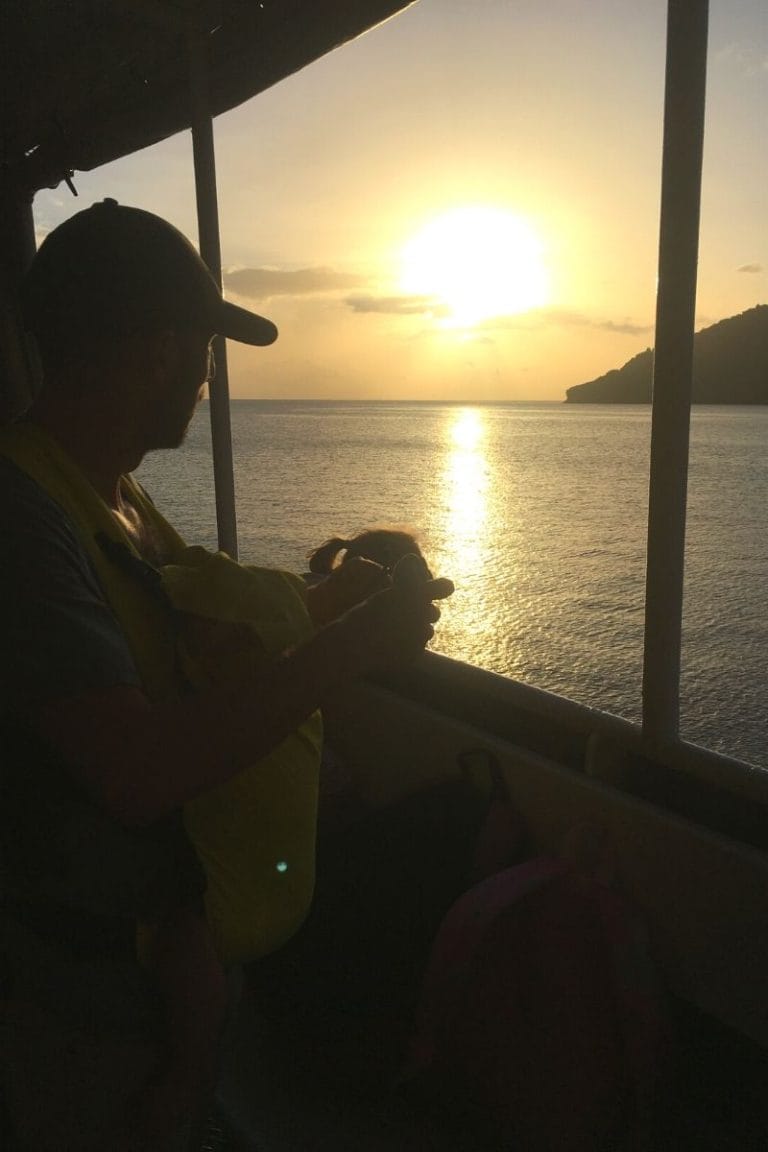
xmin=1 ymin=0 xmax=415 ymax=197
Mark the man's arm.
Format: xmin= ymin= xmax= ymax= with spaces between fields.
xmin=36 ymin=578 xmax=452 ymax=826
xmin=0 ymin=458 xmax=451 ymax=826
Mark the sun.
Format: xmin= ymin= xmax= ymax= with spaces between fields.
xmin=400 ymin=205 xmax=549 ymax=328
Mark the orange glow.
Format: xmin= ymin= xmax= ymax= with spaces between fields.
xmin=400 ymin=206 xmax=550 ymax=329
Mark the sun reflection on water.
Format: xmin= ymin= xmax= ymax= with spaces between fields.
xmin=433 ymin=408 xmax=528 ymax=675
xmin=441 ymin=408 xmax=489 ymax=590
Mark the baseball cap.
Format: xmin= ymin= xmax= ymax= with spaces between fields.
xmin=23 ymin=199 xmax=278 ymax=349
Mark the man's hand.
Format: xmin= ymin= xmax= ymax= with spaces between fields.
xmin=327 ymin=575 xmax=454 ymax=675
xmin=305 ymin=556 xmax=391 ymax=627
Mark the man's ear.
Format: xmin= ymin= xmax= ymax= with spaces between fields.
xmin=140 ymin=329 xmax=178 ymax=384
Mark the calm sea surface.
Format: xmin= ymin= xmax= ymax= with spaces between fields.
xmin=137 ymin=401 xmax=768 ymax=769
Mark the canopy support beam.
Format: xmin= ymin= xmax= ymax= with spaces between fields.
xmin=0 ymin=186 xmax=37 ymax=419
xmin=188 ymin=26 xmax=239 ymax=559
xmin=642 ymin=0 xmax=709 ymax=745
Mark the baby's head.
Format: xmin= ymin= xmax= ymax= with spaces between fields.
xmin=307 ymin=527 xmax=431 ymax=577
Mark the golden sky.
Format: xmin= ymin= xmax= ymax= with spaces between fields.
xmin=34 ymin=0 xmax=767 ymax=401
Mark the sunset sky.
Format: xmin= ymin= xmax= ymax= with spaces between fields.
xmin=33 ymin=0 xmax=766 ymax=401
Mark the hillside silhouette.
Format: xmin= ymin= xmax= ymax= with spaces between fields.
xmin=565 ymin=304 xmax=767 ymax=403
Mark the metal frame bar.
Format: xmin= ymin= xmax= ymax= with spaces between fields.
xmin=642 ymin=0 xmax=709 ymax=746
xmin=188 ymin=27 xmax=239 ymax=559
xmin=0 ymin=194 xmax=37 ymax=418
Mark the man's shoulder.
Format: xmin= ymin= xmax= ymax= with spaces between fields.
xmin=0 ymin=453 xmax=70 ymax=524
xmin=0 ymin=454 xmax=85 ymax=550
xmin=0 ymin=454 xmax=100 ymax=594
xmin=0 ymin=456 xmax=140 ymax=712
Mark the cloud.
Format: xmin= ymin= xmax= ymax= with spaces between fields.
xmin=589 ymin=317 xmax=654 ymax=336
xmin=477 ymin=308 xmax=653 ymax=337
xmin=737 ymin=263 xmax=763 ymax=274
xmin=715 ymin=42 xmax=768 ymax=77
xmin=224 ymin=266 xmax=365 ymax=300
xmin=342 ymin=296 xmax=653 ymax=337
xmin=545 ymin=309 xmax=653 ymax=336
xmin=224 ymin=268 xmax=657 ymax=338
xmin=345 ymin=292 xmax=449 ymax=317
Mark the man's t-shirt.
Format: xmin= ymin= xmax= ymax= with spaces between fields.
xmin=0 ymin=456 xmax=205 ymax=952
xmin=0 ymin=456 xmax=140 ymax=710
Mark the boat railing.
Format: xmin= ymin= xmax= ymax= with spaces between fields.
xmin=387 ymin=650 xmax=768 ymax=813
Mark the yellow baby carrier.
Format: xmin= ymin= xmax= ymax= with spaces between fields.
xmin=0 ymin=422 xmax=322 ymax=964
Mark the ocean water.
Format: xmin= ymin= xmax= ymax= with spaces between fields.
xmin=137 ymin=401 xmax=768 ymax=769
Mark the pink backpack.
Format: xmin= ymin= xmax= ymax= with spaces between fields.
xmin=401 ymin=849 xmax=664 ymax=1151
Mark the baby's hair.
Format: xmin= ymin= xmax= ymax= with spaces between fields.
xmin=307 ymin=527 xmax=430 ymax=577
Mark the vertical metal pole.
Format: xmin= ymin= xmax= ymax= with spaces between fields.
xmin=188 ymin=28 xmax=239 ymax=559
xmin=0 ymin=190 xmax=37 ymax=418
xmin=642 ymin=0 xmax=709 ymax=744
xmin=1 ymin=188 xmax=37 ymax=275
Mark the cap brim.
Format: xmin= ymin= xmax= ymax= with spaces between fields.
xmin=217 ymin=299 xmax=278 ymax=346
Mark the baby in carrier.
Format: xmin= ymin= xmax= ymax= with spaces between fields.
xmin=304 ymin=527 xmax=433 ymax=626
xmin=307 ymin=526 xmax=432 ymax=579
